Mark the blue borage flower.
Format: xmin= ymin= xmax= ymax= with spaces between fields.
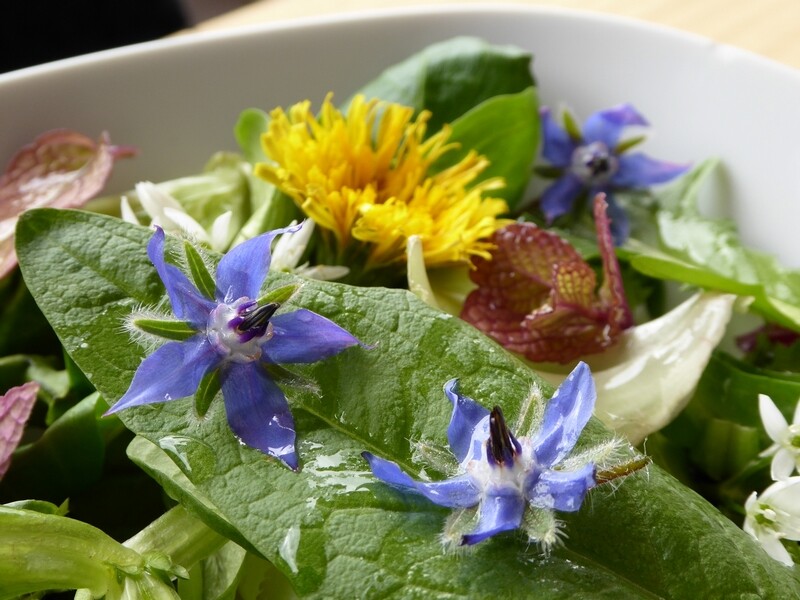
xmin=538 ymin=104 xmax=689 ymax=245
xmin=363 ymin=362 xmax=601 ymax=548
xmin=107 ymin=224 xmax=362 ymax=470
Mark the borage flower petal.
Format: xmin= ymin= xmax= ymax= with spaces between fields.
xmin=461 ymin=194 xmax=633 ymax=364
xmin=444 ymin=378 xmax=489 ymax=463
xmin=582 ymin=103 xmax=648 ymax=148
xmin=222 ymin=362 xmax=298 ymax=470
xmin=109 ymin=225 xmax=362 ymax=470
xmin=540 ymin=174 xmax=583 ymax=223
xmin=264 ymin=309 xmax=363 ymax=364
xmin=362 ymin=455 xmax=480 ymax=508
xmin=363 ymin=362 xmax=607 ymax=548
xmin=108 ymin=336 xmax=220 ymax=413
xmin=539 ymin=107 xmax=576 ymax=166
xmin=147 ymin=227 xmax=216 ymax=327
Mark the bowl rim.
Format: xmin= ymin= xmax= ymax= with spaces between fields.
xmin=1 ymin=2 xmax=796 ymax=86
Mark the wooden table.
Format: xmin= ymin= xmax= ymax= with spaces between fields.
xmin=194 ymin=0 xmax=800 ymax=70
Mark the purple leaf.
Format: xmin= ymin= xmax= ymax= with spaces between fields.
xmin=0 ymin=129 xmax=136 ymax=279
xmin=0 ymin=381 xmax=39 ymax=478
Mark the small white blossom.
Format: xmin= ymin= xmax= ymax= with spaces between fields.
xmin=744 ymin=477 xmax=800 ymax=566
xmin=759 ymin=394 xmax=800 ymax=481
xmin=269 ymin=220 xmax=349 ymax=281
xmin=121 ymin=182 xmax=233 ymax=252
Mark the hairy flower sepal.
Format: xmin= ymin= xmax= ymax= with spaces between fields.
xmin=107 ymin=225 xmax=362 ymax=470
xmin=363 ymin=362 xmax=605 ymax=548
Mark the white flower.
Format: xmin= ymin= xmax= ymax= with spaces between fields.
xmin=529 ymin=292 xmax=736 ymax=444
xmin=269 ymin=220 xmax=349 ymax=281
xmin=744 ymin=477 xmax=800 ymax=566
xmin=759 ymin=394 xmax=800 ymax=481
xmin=121 ymin=182 xmax=233 ymax=252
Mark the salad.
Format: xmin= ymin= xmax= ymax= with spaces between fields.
xmin=1 ymin=36 xmax=800 ymax=598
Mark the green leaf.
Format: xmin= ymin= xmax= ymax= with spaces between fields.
xmin=0 ymin=392 xmax=126 ymax=503
xmin=234 ymin=108 xmax=269 ymax=166
xmin=0 ymin=505 xmax=142 ymax=599
xmin=16 ymin=209 xmax=800 ymax=597
xmin=692 ymin=351 xmax=800 ymax=430
xmin=236 ymin=553 xmax=297 ymax=600
xmin=4 ymin=498 xmax=68 ymax=516
xmin=357 ymin=37 xmax=535 ymax=131
xmin=232 ymin=191 xmax=302 ymax=246
xmin=0 ymin=272 xmax=61 ymax=356
xmin=628 ymin=160 xmax=800 ymax=329
xmin=125 ymin=504 xmax=228 ymax=576
xmin=178 ymin=541 xmax=248 ymax=600
xmin=431 ymin=88 xmax=539 ymax=209
xmin=126 ymin=435 xmax=262 ymax=558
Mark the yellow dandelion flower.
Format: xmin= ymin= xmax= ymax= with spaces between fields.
xmin=255 ymin=93 xmax=510 ymax=268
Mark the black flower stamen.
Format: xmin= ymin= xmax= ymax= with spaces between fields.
xmin=238 ymin=302 xmax=280 ymax=335
xmin=487 ymin=406 xmax=520 ymax=468
xmin=570 ymin=141 xmax=619 ymax=185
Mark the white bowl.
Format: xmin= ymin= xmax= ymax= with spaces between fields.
xmin=1 ymin=4 xmax=798 ymax=266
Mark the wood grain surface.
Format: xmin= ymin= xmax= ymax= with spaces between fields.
xmin=192 ymin=0 xmax=800 ymax=70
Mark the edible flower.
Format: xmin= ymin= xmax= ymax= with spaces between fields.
xmin=0 ymin=129 xmax=135 ymax=279
xmin=107 ymin=225 xmax=361 ymax=470
xmin=255 ymin=94 xmax=509 ymax=269
xmin=538 ymin=104 xmax=689 ymax=244
xmin=461 ymin=194 xmax=633 ymax=364
xmin=363 ymin=362 xmax=598 ymax=548
xmin=758 ymin=394 xmax=800 ymax=481
xmin=269 ymin=219 xmax=350 ymax=281
xmin=744 ymin=476 xmax=800 ymax=567
xmin=121 ymin=182 xmax=234 ymax=252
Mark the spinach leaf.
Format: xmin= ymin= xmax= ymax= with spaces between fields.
xmin=629 ymin=161 xmax=800 ymax=329
xmin=16 ymin=209 xmax=800 ymax=598
xmin=357 ymin=36 xmax=535 ymax=132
